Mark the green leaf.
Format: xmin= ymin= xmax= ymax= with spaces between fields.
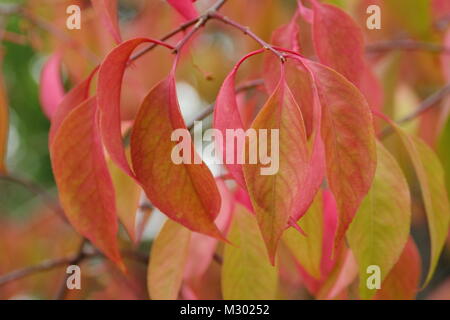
xmin=387 ymin=120 xmax=450 ymax=286
xmin=282 ymin=192 xmax=323 ymax=279
xmin=147 ymin=219 xmax=191 ymax=300
xmin=348 ymin=142 xmax=411 ymax=299
xmin=222 ymin=204 xmax=278 ymax=300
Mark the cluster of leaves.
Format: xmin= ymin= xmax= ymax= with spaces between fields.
xmin=0 ymin=0 xmax=450 ymax=300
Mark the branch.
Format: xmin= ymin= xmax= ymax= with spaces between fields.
xmin=380 ymin=84 xmax=450 ymax=138
xmin=366 ymin=39 xmax=450 ymax=55
xmin=209 ymin=12 xmax=286 ymax=62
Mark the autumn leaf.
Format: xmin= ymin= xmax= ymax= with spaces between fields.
xmin=308 ymin=0 xmax=383 ymax=109
xmin=167 ymin=0 xmax=198 ymax=20
xmin=213 ymin=50 xmax=264 ymax=189
xmin=283 ymin=192 xmax=324 ymax=279
xmin=148 ymin=219 xmax=191 ymax=300
xmin=91 ymin=0 xmax=122 ymax=44
xmin=50 ymin=97 xmax=124 ymax=269
xmin=107 ymin=149 xmax=142 ymax=243
xmin=377 ymin=113 xmax=450 ymax=286
xmin=243 ymin=64 xmax=310 ymax=263
xmin=39 ymin=53 xmax=64 ymax=119
xmin=347 ymin=142 xmax=411 ymax=300
xmin=304 ymin=60 xmax=377 ymax=249
xmin=222 ymin=204 xmax=278 ymax=300
xmin=375 ymin=237 xmax=421 ymax=300
xmin=130 ymin=63 xmax=223 ymax=240
xmin=97 ymin=38 xmax=173 ymax=178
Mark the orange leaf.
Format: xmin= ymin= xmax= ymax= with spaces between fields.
xmin=51 ymin=97 xmax=124 ymax=269
xmin=305 ymin=60 xmax=377 ymax=250
xmin=243 ymin=64 xmax=310 ymax=263
xmin=130 ymin=64 xmax=224 ymax=240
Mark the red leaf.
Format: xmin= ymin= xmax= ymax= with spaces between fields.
xmin=49 ymin=67 xmax=98 ymax=144
xmin=50 ymin=97 xmax=124 ymax=269
xmin=309 ymin=0 xmax=383 ymax=109
xmin=130 ymin=61 xmax=224 ymax=240
xmin=213 ymin=50 xmax=264 ymax=189
xmin=167 ymin=0 xmax=198 ymax=20
xmin=39 ymin=53 xmax=65 ymax=119
xmin=304 ymin=60 xmax=377 ymax=250
xmin=91 ymin=0 xmax=122 ymax=44
xmin=97 ymin=38 xmax=173 ymax=179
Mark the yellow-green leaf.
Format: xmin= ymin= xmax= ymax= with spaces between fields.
xmin=222 ymin=204 xmax=278 ymax=300
xmin=147 ymin=220 xmax=191 ymax=300
xmin=0 ymin=68 xmax=8 ymax=174
xmin=347 ymin=142 xmax=411 ymax=299
xmin=387 ymin=119 xmax=450 ymax=286
xmin=282 ymin=192 xmax=323 ymax=279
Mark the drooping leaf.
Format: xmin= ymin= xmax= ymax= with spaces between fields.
xmin=304 ymin=60 xmax=377 ymax=249
xmin=0 ymin=68 xmax=8 ymax=174
xmin=167 ymin=0 xmax=198 ymax=20
xmin=347 ymin=142 xmax=411 ymax=300
xmin=91 ymin=0 xmax=122 ymax=44
xmin=213 ymin=50 xmax=264 ymax=189
xmin=107 ymin=149 xmax=141 ymax=243
xmin=222 ymin=204 xmax=278 ymax=300
xmin=374 ymin=237 xmax=421 ymax=300
xmin=283 ymin=192 xmax=324 ymax=279
xmin=378 ymin=114 xmax=450 ymax=286
xmin=50 ymin=97 xmax=124 ymax=269
xmin=97 ymin=38 xmax=173 ymax=178
xmin=309 ymin=0 xmax=383 ymax=109
xmin=148 ymin=219 xmax=191 ymax=300
xmin=184 ymin=179 xmax=234 ymax=281
xmin=49 ymin=67 xmax=98 ymax=144
xmin=39 ymin=53 xmax=65 ymax=119
xmin=131 ymin=64 xmax=223 ymax=239
xmin=243 ymin=65 xmax=310 ymax=263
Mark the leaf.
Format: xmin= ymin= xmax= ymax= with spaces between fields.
xmin=222 ymin=204 xmax=278 ymax=300
xmin=283 ymin=192 xmax=324 ymax=279
xmin=107 ymin=149 xmax=141 ymax=243
xmin=50 ymin=97 xmax=124 ymax=269
xmin=309 ymin=0 xmax=383 ymax=109
xmin=97 ymin=38 xmax=173 ymax=178
xmin=184 ymin=179 xmax=234 ymax=281
xmin=379 ymin=115 xmax=450 ymax=286
xmin=347 ymin=142 xmax=411 ymax=300
xmin=375 ymin=237 xmax=421 ymax=300
xmin=91 ymin=0 xmax=122 ymax=44
xmin=305 ymin=60 xmax=377 ymax=249
xmin=49 ymin=67 xmax=98 ymax=144
xmin=438 ymin=117 xmax=450 ymax=199
xmin=243 ymin=65 xmax=310 ymax=263
xmin=0 ymin=68 xmax=8 ymax=174
xmin=213 ymin=51 xmax=263 ymax=189
xmin=167 ymin=0 xmax=198 ymax=20
xmin=148 ymin=219 xmax=191 ymax=300
xmin=130 ymin=65 xmax=223 ymax=239
xmin=39 ymin=53 xmax=65 ymax=119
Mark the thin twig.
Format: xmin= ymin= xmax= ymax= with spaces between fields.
xmin=366 ymin=39 xmax=450 ymax=55
xmin=380 ymin=84 xmax=450 ymax=138
xmin=209 ymin=12 xmax=286 ymax=62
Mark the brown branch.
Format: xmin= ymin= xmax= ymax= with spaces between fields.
xmin=209 ymin=12 xmax=286 ymax=62
xmin=380 ymin=84 xmax=450 ymax=138
xmin=366 ymin=39 xmax=450 ymax=55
